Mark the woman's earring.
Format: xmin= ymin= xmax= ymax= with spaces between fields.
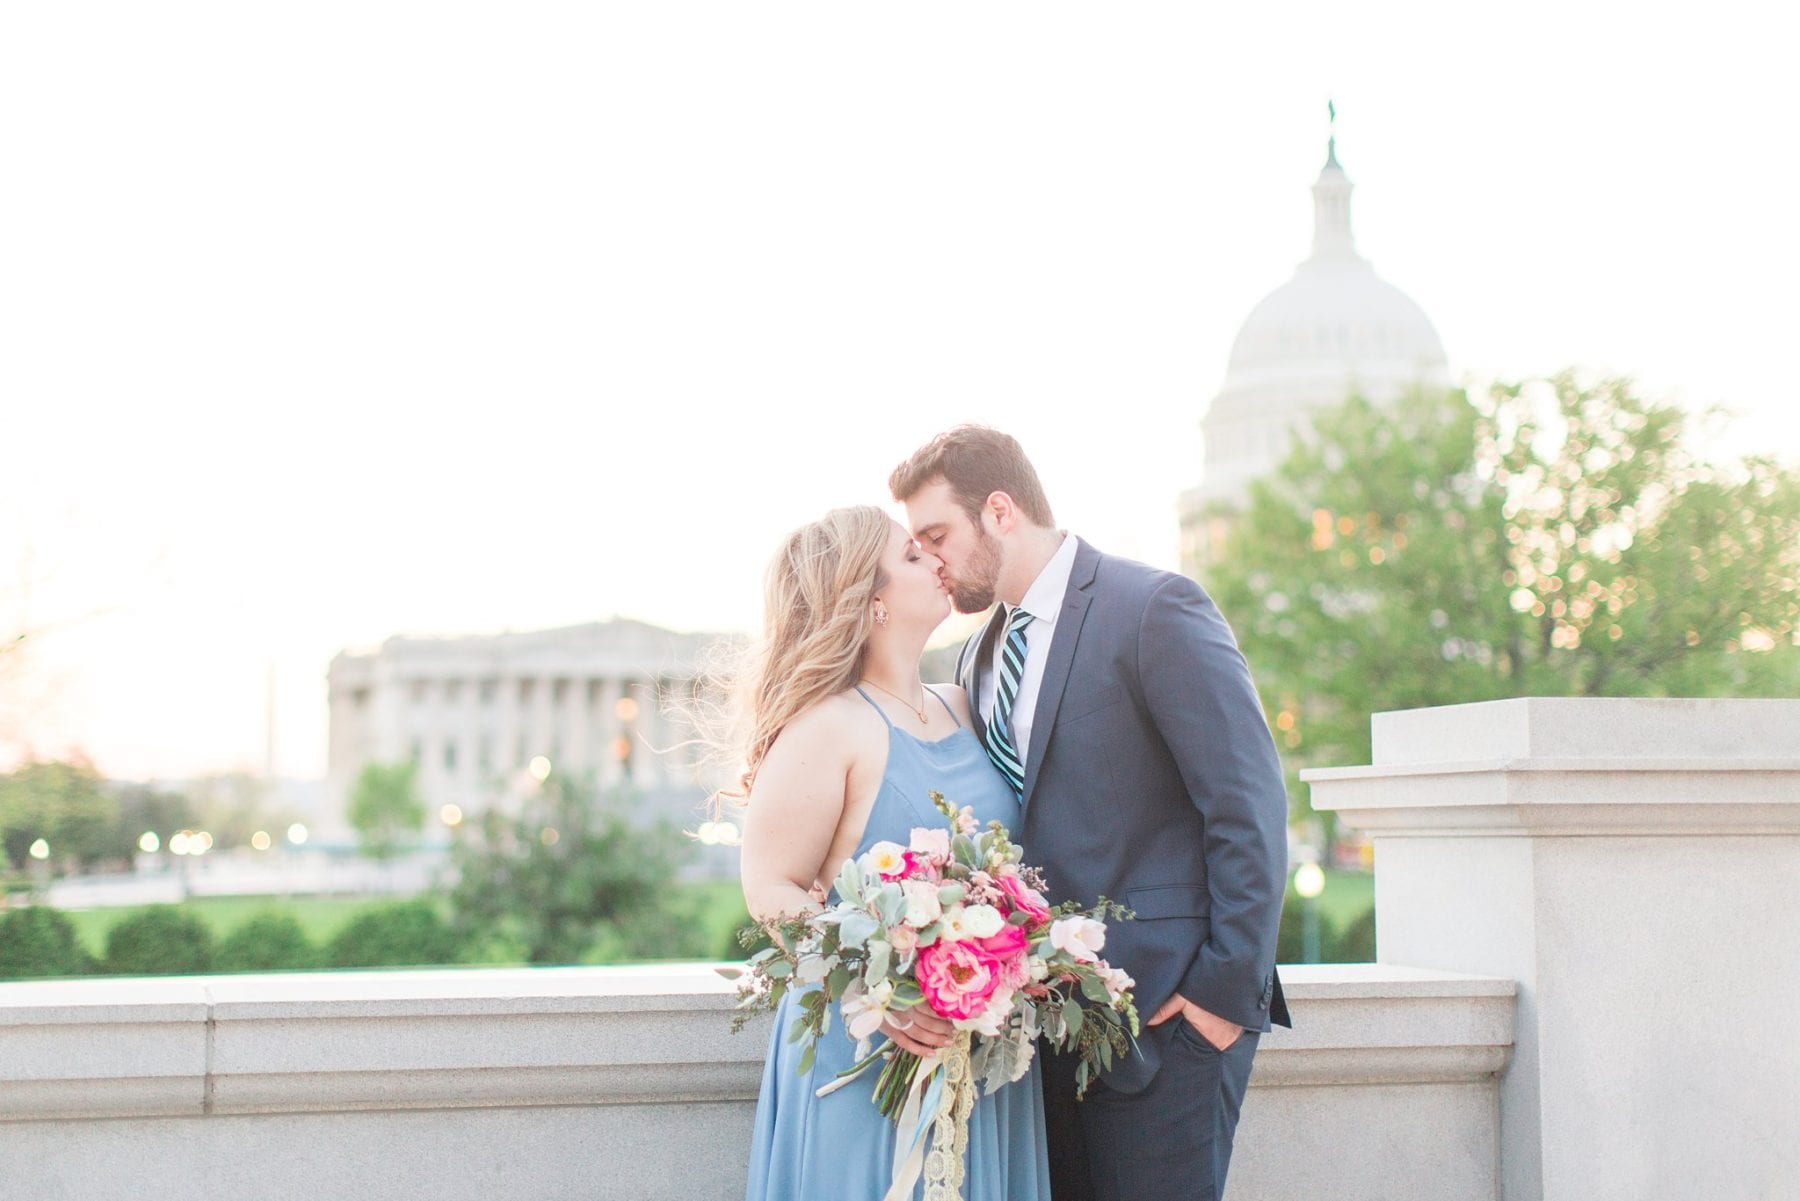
xmin=872 ymin=599 xmax=890 ymax=627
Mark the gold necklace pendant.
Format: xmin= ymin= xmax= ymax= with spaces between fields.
xmin=862 ymin=678 xmax=927 ymax=724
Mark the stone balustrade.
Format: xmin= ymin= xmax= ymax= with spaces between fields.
xmin=7 ymin=697 xmax=1791 ymax=1200
xmin=0 ymin=961 xmax=1512 ymax=1200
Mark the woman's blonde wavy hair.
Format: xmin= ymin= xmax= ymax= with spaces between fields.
xmin=705 ymin=505 xmax=891 ymax=804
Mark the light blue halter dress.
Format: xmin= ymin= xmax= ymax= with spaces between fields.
xmin=742 ymin=687 xmax=1052 ymax=1201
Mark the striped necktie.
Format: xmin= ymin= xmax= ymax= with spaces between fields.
xmin=983 ymin=606 xmax=1036 ymax=797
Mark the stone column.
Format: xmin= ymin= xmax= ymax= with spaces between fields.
xmin=564 ymin=679 xmax=592 ymax=777
xmin=1305 ymin=697 xmax=1800 ymax=1201
xmin=595 ymin=679 xmax=624 ymax=791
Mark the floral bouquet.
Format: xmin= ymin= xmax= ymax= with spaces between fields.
xmin=722 ymin=790 xmax=1138 ymax=1201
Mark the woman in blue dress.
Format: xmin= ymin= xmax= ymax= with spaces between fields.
xmin=733 ymin=505 xmax=1051 ymax=1201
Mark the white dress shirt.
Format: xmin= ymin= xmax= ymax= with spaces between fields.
xmin=978 ymin=532 xmax=1078 ymax=769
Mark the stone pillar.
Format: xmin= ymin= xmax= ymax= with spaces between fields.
xmin=595 ymin=679 xmax=624 ymax=791
xmin=1305 ymin=697 xmax=1800 ymax=1201
xmin=564 ymin=679 xmax=592 ymax=777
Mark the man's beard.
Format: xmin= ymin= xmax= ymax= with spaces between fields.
xmin=948 ymin=528 xmax=1003 ymax=614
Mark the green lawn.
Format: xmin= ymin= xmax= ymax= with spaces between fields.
xmin=1305 ymin=868 xmax=1374 ymax=929
xmin=688 ymin=878 xmax=755 ymax=957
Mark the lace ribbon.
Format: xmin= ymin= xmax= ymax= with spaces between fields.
xmin=884 ymin=1030 xmax=974 ymax=1201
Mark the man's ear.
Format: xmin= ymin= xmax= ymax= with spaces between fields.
xmin=985 ymin=491 xmax=1018 ymax=535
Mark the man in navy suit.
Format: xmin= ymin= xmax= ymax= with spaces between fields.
xmin=891 ymin=426 xmax=1291 ymax=1201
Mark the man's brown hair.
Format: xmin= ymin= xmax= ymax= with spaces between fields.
xmin=889 ymin=425 xmax=1056 ymax=528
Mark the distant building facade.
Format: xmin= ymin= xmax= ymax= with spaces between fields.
xmin=1179 ymin=134 xmax=1451 ymax=575
xmin=325 ymin=619 xmax=730 ymax=840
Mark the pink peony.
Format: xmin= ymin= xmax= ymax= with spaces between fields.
xmin=915 ymin=939 xmax=1004 ymax=1022
xmin=995 ymin=873 xmax=1052 ymax=926
xmin=900 ymin=850 xmax=938 ymax=880
xmin=974 ymin=922 xmax=1032 ymax=991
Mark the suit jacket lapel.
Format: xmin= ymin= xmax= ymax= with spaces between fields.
xmin=957 ymin=605 xmax=1007 ymax=745
xmin=1020 ymin=539 xmax=1101 ymax=811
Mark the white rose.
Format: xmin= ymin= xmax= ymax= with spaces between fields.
xmin=901 ymin=879 xmax=943 ymax=928
xmin=959 ymin=904 xmax=1005 ymax=939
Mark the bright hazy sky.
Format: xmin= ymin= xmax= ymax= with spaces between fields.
xmin=3 ymin=3 xmax=1794 ymax=781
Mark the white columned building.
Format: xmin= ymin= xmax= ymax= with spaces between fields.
xmin=325 ymin=619 xmax=730 ymax=842
xmin=1180 ymin=133 xmax=1452 ymax=574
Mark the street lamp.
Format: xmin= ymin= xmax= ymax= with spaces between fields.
xmin=169 ymin=829 xmax=211 ymax=899
xmin=1294 ymin=860 xmax=1326 ymax=964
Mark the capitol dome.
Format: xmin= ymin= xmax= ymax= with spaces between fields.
xmin=1188 ymin=137 xmax=1450 ymax=518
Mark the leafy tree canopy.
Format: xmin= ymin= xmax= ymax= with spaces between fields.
xmin=1204 ymin=372 xmax=1800 ymax=831
xmin=449 ymin=772 xmax=692 ymax=965
xmin=347 ymin=762 xmax=426 ymax=862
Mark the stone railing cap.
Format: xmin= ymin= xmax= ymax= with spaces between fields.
xmin=1368 ymin=697 xmax=1800 ymax=767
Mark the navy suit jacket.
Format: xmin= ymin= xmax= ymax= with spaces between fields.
xmin=957 ymin=538 xmax=1291 ymax=1094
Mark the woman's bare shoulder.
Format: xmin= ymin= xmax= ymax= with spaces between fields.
xmin=925 ymin=683 xmax=975 ymax=726
xmin=766 ymin=689 xmax=884 ymax=757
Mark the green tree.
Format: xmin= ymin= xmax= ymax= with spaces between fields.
xmin=449 ymin=772 xmax=693 ymax=965
xmin=184 ymin=773 xmax=281 ymax=850
xmin=347 ymin=762 xmax=426 ymax=862
xmin=0 ymin=759 xmax=120 ymax=870
xmin=1206 ymin=373 xmax=1800 ymax=836
xmin=108 ymin=783 xmax=198 ymax=862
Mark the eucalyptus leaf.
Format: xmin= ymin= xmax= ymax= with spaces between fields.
xmin=835 ymin=859 xmax=864 ymax=905
xmin=874 ymin=884 xmax=905 ymax=926
xmin=838 ymin=911 xmax=879 ymax=947
xmin=865 ymin=940 xmax=892 ymax=985
xmin=1062 ymin=999 xmax=1084 ymax=1040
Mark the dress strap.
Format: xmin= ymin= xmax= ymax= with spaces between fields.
xmin=851 ymin=686 xmax=896 ymax=729
xmin=925 ymin=686 xmax=963 ymax=728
